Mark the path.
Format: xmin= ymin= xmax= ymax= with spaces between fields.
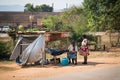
xmin=35 ymin=65 xmax=120 ymax=80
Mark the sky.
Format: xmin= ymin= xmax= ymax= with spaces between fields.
xmin=0 ymin=0 xmax=83 ymax=12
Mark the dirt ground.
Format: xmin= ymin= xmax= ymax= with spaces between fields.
xmin=0 ymin=49 xmax=120 ymax=80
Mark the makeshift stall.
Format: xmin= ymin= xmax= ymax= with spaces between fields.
xmin=10 ymin=31 xmax=70 ymax=66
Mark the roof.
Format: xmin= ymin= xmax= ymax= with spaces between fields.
xmin=17 ymin=31 xmax=70 ymax=41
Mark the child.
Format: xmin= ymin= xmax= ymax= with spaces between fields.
xmin=67 ymin=41 xmax=78 ymax=65
xmin=79 ymin=35 xmax=89 ymax=64
xmin=79 ymin=44 xmax=89 ymax=56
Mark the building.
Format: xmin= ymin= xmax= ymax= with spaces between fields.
xmin=0 ymin=12 xmax=61 ymax=29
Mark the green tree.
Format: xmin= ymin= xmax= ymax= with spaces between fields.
xmin=83 ymin=0 xmax=120 ymax=32
xmin=24 ymin=3 xmax=35 ymax=12
xmin=42 ymin=15 xmax=60 ymax=31
xmin=60 ymin=6 xmax=88 ymax=43
xmin=83 ymin=0 xmax=120 ymax=45
xmin=24 ymin=3 xmax=53 ymax=12
xmin=39 ymin=4 xmax=53 ymax=12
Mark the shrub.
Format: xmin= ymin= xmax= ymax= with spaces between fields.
xmin=0 ymin=40 xmax=12 ymax=60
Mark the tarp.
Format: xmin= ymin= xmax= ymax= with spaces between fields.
xmin=10 ymin=37 xmax=23 ymax=60
xmin=10 ymin=34 xmax=45 ymax=66
xmin=47 ymin=48 xmax=69 ymax=56
xmin=10 ymin=36 xmax=34 ymax=60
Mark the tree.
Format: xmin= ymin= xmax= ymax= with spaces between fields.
xmin=42 ymin=15 xmax=60 ymax=31
xmin=83 ymin=0 xmax=120 ymax=45
xmin=24 ymin=3 xmax=53 ymax=12
xmin=83 ymin=0 xmax=120 ymax=32
xmin=39 ymin=4 xmax=53 ymax=12
xmin=24 ymin=3 xmax=35 ymax=12
xmin=60 ymin=6 xmax=88 ymax=43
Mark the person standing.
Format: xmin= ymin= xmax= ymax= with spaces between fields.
xmin=67 ymin=41 xmax=78 ymax=65
xmin=79 ymin=35 xmax=89 ymax=64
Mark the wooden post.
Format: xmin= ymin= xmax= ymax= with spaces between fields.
xmin=41 ymin=33 xmax=46 ymax=67
xmin=41 ymin=52 xmax=45 ymax=67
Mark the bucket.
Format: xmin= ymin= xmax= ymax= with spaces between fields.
xmin=61 ymin=58 xmax=69 ymax=66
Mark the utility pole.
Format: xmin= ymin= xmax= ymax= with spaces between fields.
xmin=29 ymin=14 xmax=34 ymax=29
xmin=52 ymin=3 xmax=54 ymax=12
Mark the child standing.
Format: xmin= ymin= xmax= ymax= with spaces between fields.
xmin=67 ymin=41 xmax=78 ymax=65
xmin=79 ymin=35 xmax=89 ymax=64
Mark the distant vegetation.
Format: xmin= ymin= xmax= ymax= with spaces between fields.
xmin=24 ymin=3 xmax=53 ymax=12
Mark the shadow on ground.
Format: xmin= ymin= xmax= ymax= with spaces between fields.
xmin=20 ymin=61 xmax=106 ymax=68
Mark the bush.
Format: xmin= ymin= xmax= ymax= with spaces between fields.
xmin=0 ymin=41 xmax=12 ymax=60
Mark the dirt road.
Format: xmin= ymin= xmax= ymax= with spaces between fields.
xmin=0 ymin=51 xmax=120 ymax=80
xmin=37 ymin=65 xmax=120 ymax=80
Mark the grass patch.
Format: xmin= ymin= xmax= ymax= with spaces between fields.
xmin=0 ymin=66 xmax=17 ymax=71
xmin=0 ymin=61 xmax=17 ymax=71
xmin=88 ymin=52 xmax=120 ymax=58
xmin=106 ymin=53 xmax=120 ymax=57
xmin=0 ymin=60 xmax=14 ymax=64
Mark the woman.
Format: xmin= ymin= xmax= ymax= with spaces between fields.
xmin=67 ymin=41 xmax=78 ymax=65
xmin=79 ymin=35 xmax=89 ymax=64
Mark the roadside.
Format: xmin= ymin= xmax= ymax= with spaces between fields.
xmin=0 ymin=50 xmax=120 ymax=80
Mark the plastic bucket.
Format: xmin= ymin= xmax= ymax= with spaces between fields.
xmin=61 ymin=58 xmax=69 ymax=66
